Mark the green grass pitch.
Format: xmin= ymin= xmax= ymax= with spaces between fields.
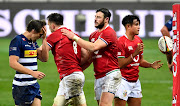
xmin=0 ymin=38 xmax=172 ymax=106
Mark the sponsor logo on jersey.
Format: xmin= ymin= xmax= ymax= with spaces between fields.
xmin=91 ymin=38 xmax=95 ymax=42
xmin=9 ymin=47 xmax=17 ymax=51
xmin=25 ymin=45 xmax=31 ymax=47
xmin=22 ymin=38 xmax=26 ymax=41
xmin=130 ymin=63 xmax=140 ymax=66
xmin=24 ymin=50 xmax=37 ymax=57
xmin=128 ymin=46 xmax=133 ymax=51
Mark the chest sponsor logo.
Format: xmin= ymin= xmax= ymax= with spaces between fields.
xmin=24 ymin=50 xmax=37 ymax=57
xmin=130 ymin=63 xmax=140 ymax=66
xmin=128 ymin=46 xmax=133 ymax=51
xmin=132 ymin=55 xmax=139 ymax=63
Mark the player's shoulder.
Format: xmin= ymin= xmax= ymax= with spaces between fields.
xmin=49 ymin=28 xmax=62 ymax=37
xmin=90 ymin=30 xmax=98 ymax=38
xmin=118 ymin=35 xmax=126 ymax=41
xmin=117 ymin=35 xmax=127 ymax=45
xmin=104 ymin=26 xmax=115 ymax=33
xmin=11 ymin=34 xmax=24 ymax=42
xmin=135 ymin=35 xmax=143 ymax=42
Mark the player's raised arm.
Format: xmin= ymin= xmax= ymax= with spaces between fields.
xmin=37 ymin=26 xmax=50 ymax=62
xmin=61 ymin=29 xmax=107 ymax=52
xmin=160 ymin=25 xmax=171 ymax=38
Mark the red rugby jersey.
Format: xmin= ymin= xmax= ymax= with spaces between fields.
xmin=117 ymin=35 xmax=143 ymax=82
xmin=89 ymin=25 xmax=119 ymax=79
xmin=47 ymin=27 xmax=82 ymax=79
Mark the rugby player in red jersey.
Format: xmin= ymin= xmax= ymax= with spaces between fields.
xmin=61 ymin=8 xmax=121 ymax=106
xmin=45 ymin=13 xmax=89 ymax=106
xmin=114 ymin=15 xmax=163 ymax=106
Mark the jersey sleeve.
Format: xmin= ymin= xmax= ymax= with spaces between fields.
xmin=99 ymin=31 xmax=114 ymax=45
xmin=47 ymin=32 xmax=61 ymax=48
xmin=117 ymin=38 xmax=125 ymax=58
xmin=165 ymin=17 xmax=173 ymax=31
xmin=9 ymin=36 xmax=21 ymax=57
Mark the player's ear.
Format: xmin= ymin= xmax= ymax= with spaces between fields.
xmin=31 ymin=29 xmax=36 ymax=34
xmin=105 ymin=17 xmax=109 ymax=23
xmin=126 ymin=24 xmax=131 ymax=29
xmin=52 ymin=23 xmax=56 ymax=30
xmin=125 ymin=24 xmax=129 ymax=29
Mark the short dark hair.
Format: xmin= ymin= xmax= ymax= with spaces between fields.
xmin=27 ymin=20 xmax=46 ymax=33
xmin=96 ymin=8 xmax=111 ymax=21
xmin=122 ymin=15 xmax=140 ymax=27
xmin=47 ymin=13 xmax=63 ymax=25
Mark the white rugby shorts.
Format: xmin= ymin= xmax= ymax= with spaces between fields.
xmin=56 ymin=71 xmax=85 ymax=100
xmin=94 ymin=69 xmax=121 ymax=100
xmin=115 ymin=77 xmax=143 ymax=101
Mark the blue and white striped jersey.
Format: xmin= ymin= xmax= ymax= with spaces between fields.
xmin=9 ymin=34 xmax=39 ymax=86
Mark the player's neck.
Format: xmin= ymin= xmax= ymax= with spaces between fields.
xmin=23 ymin=31 xmax=31 ymax=40
xmin=126 ymin=32 xmax=135 ymax=40
xmin=54 ymin=26 xmax=61 ymax=32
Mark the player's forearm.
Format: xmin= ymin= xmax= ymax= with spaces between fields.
xmin=77 ymin=38 xmax=97 ymax=52
xmin=118 ymin=56 xmax=134 ymax=68
xmin=41 ymin=38 xmax=49 ymax=62
xmin=166 ymin=51 xmax=173 ymax=64
xmin=161 ymin=26 xmax=171 ymax=38
xmin=37 ymin=38 xmax=49 ymax=62
xmin=9 ymin=59 xmax=34 ymax=75
xmin=139 ymin=59 xmax=152 ymax=68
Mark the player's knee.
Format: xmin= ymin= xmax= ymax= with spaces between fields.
xmin=53 ymin=95 xmax=66 ymax=106
xmin=71 ymin=94 xmax=86 ymax=106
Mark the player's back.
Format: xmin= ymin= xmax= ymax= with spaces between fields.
xmin=47 ymin=27 xmax=82 ymax=79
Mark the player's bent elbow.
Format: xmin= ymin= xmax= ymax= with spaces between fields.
xmin=160 ymin=28 xmax=164 ymax=33
xmin=40 ymin=58 xmax=48 ymax=62
xmin=9 ymin=61 xmax=16 ymax=69
xmin=118 ymin=64 xmax=124 ymax=69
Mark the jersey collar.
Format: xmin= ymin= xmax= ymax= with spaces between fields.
xmin=58 ymin=25 xmax=66 ymax=29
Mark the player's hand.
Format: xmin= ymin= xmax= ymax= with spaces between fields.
xmin=41 ymin=26 xmax=47 ymax=39
xmin=61 ymin=29 xmax=75 ymax=39
xmin=31 ymin=71 xmax=46 ymax=80
xmin=151 ymin=60 xmax=163 ymax=70
xmin=167 ymin=62 xmax=173 ymax=73
xmin=133 ymin=43 xmax=144 ymax=57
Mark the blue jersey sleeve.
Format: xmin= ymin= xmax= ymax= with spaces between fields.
xmin=165 ymin=17 xmax=173 ymax=31
xmin=9 ymin=36 xmax=21 ymax=57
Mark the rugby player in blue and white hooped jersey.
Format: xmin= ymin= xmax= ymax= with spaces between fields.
xmin=9 ymin=20 xmax=49 ymax=106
